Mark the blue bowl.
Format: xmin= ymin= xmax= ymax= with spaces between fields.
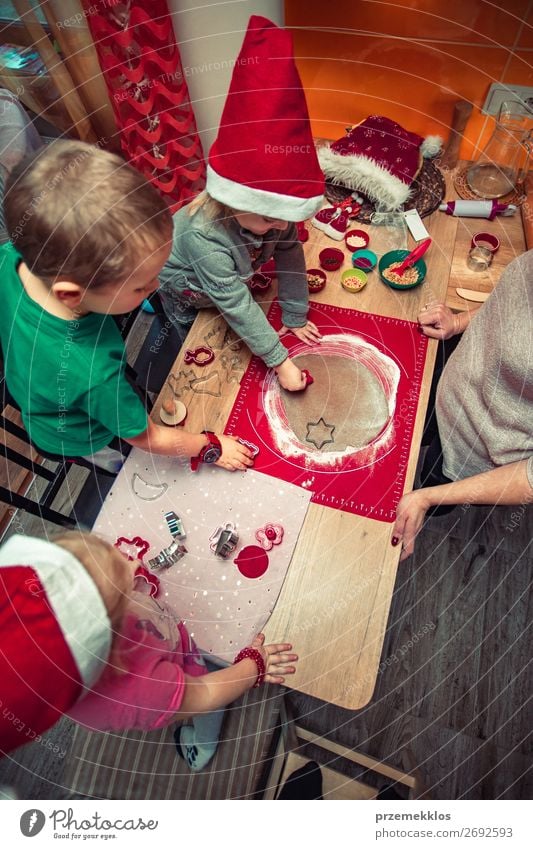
xmin=352 ymin=249 xmax=377 ymax=270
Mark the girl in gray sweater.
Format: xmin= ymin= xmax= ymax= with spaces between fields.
xmin=158 ymin=193 xmax=321 ymax=391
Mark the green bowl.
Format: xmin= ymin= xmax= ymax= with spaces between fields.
xmin=378 ymin=250 xmax=427 ymax=290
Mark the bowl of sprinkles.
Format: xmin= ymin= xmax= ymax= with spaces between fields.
xmin=307 ymin=267 xmax=327 ymax=293
xmin=378 ymin=249 xmax=427 ymax=290
xmin=341 ymin=268 xmax=368 ymax=293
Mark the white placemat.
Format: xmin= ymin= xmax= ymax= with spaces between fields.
xmin=93 ymin=448 xmax=311 ymax=662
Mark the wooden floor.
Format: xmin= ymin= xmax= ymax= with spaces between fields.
xmin=0 ymin=311 xmax=531 ymax=800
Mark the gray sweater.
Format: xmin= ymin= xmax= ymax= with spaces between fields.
xmin=158 ymin=207 xmax=309 ymax=367
xmin=437 ymin=250 xmax=533 ymax=488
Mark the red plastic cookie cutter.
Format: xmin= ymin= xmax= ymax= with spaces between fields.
xmin=134 ymin=565 xmax=161 ymax=598
xmin=255 ymin=523 xmax=284 ymax=551
xmin=184 ymin=345 xmax=215 ymax=366
xmin=302 ymin=369 xmax=314 ymax=388
xmin=114 ymin=536 xmax=150 ymax=562
xmin=237 ymin=437 xmax=260 ymax=458
xmin=249 ymin=272 xmax=272 ymax=293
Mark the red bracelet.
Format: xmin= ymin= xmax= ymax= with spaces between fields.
xmin=233 ymin=646 xmax=266 ymax=688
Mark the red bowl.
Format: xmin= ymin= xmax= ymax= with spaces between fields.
xmin=345 ymin=229 xmax=370 ymax=252
xmin=307 ymin=267 xmax=327 ymax=293
xmin=319 ymin=247 xmax=344 ymax=271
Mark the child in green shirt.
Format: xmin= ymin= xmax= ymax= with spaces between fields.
xmin=0 ymin=141 xmax=253 ymax=473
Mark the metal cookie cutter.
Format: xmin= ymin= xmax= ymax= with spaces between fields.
xmin=164 ymin=510 xmax=186 ymax=540
xmin=209 ymin=522 xmax=239 ymax=559
xmin=148 ymin=540 xmax=188 ymax=570
xmin=184 ymin=345 xmax=215 ymax=366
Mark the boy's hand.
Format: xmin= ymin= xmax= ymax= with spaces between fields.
xmin=251 ymin=633 xmax=298 ymax=685
xmin=275 ymin=357 xmax=306 ymax=391
xmin=279 ymin=321 xmax=322 ymax=344
xmin=215 ymin=434 xmax=254 ymax=471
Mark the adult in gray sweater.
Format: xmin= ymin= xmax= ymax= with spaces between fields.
xmin=158 ymin=194 xmax=321 ymax=391
xmin=392 ymin=250 xmax=533 ymax=560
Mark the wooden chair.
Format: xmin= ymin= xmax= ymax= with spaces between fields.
xmin=0 ymin=376 xmax=127 ymax=533
xmin=263 ymin=698 xmax=428 ymax=800
xmin=0 ymin=405 xmax=77 ymax=530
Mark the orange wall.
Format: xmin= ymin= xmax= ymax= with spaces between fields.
xmin=285 ymin=0 xmax=533 ymax=160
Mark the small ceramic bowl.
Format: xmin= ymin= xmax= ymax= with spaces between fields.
xmin=249 ymin=272 xmax=272 ymax=293
xmin=352 ymin=249 xmax=377 ymax=270
xmin=340 ymin=268 xmax=368 ymax=293
xmin=319 ymin=247 xmax=345 ymax=271
xmin=378 ymin=250 xmax=427 ymax=290
xmin=345 ymin=229 xmax=370 ymax=252
xmin=307 ymin=267 xmax=327 ymax=293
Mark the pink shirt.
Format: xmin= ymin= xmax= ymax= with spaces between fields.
xmin=68 ymin=593 xmax=207 ymax=732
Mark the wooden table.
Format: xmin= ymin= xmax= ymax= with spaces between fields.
xmin=445 ymin=163 xmax=526 ymax=312
xmin=152 ymin=171 xmax=525 ymax=709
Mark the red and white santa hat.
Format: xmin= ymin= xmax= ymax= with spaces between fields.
xmin=207 ymin=15 xmax=324 ymax=221
xmin=318 ymin=116 xmax=442 ymax=210
xmin=0 ymin=535 xmax=111 ymax=754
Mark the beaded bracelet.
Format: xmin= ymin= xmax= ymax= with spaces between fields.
xmin=233 ymin=646 xmax=266 ymax=688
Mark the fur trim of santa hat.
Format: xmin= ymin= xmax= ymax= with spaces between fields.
xmin=0 ymin=536 xmax=111 ymax=754
xmin=207 ymin=15 xmax=324 ymax=221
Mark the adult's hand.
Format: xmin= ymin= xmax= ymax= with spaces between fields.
xmin=391 ymin=488 xmax=433 ymax=561
xmin=418 ymin=301 xmax=463 ymax=340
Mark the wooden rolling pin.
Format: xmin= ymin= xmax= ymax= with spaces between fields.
xmin=439 ymin=100 xmax=473 ymax=171
xmin=520 ymin=175 xmax=533 ymax=250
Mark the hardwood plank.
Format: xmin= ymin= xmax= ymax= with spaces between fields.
xmin=445 ymin=173 xmax=526 ymax=312
xmin=285 ymin=696 xmax=532 ymax=800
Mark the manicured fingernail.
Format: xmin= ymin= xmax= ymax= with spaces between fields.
xmin=391 ymin=536 xmax=399 ymax=546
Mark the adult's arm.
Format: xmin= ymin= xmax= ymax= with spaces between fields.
xmin=392 ymin=458 xmax=533 ymax=561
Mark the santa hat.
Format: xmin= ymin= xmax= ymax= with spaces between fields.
xmin=206 ymin=15 xmax=324 ymax=221
xmin=0 ymin=535 xmax=111 ymax=754
xmin=318 ymin=116 xmax=442 ymax=210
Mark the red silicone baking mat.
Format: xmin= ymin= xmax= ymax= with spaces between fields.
xmin=225 ymin=301 xmax=428 ymax=522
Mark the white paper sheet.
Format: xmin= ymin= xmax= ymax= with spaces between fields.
xmin=93 ymin=448 xmax=311 ymax=662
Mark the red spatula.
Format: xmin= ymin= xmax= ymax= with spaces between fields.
xmin=395 ymin=237 xmax=432 ymax=276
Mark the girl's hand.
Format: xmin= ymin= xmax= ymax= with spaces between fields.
xmin=251 ymin=633 xmax=298 ymax=685
xmin=274 ymin=357 xmax=306 ymax=391
xmin=215 ymin=435 xmax=254 ymax=471
xmin=418 ymin=302 xmax=460 ymax=340
xmin=279 ymin=321 xmax=322 ymax=345
xmin=391 ymin=489 xmax=432 ymax=561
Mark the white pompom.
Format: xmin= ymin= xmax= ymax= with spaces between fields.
xmin=421 ymin=135 xmax=443 ymax=158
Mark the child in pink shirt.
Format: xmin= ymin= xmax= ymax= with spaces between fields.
xmin=59 ymin=532 xmax=297 ymax=771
